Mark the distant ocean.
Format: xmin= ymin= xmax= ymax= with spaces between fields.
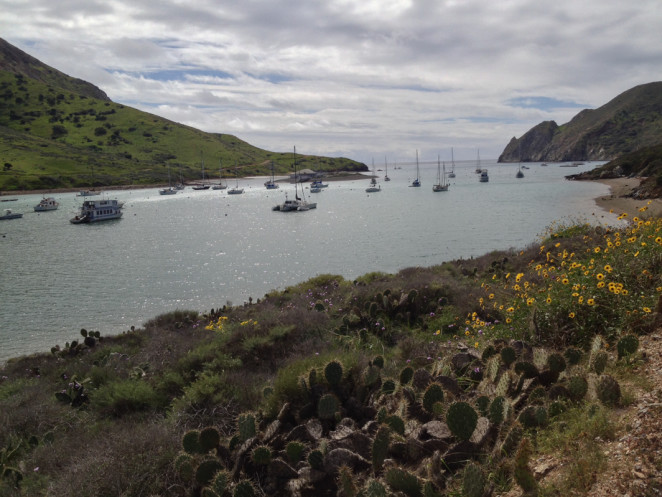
xmin=0 ymin=160 xmax=618 ymax=363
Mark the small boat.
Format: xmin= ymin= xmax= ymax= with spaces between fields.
xmin=479 ymin=169 xmax=489 ymax=182
xmin=70 ymin=199 xmax=123 ymax=224
xmin=192 ymin=153 xmax=210 ymax=190
xmin=410 ymin=151 xmax=421 ymax=187
xmin=432 ymin=156 xmax=449 ymax=192
xmin=264 ymin=161 xmax=279 ymax=190
xmin=475 ymin=148 xmax=482 ymax=174
xmin=0 ymin=209 xmax=22 ymax=220
xmin=541 ymin=163 xmax=548 ymax=167
xmin=447 ymin=148 xmax=456 ymax=178
xmin=160 ymin=166 xmax=177 ymax=195
xmin=273 ymin=147 xmax=317 ymax=211
xmin=213 ymin=159 xmax=228 ymax=190
xmin=310 ymin=179 xmax=329 ymax=189
xmin=366 ymin=159 xmax=381 ymax=192
xmin=384 ymin=157 xmax=391 ymax=181
xmin=76 ymin=190 xmax=101 ymax=197
xmin=227 ymin=163 xmax=244 ymax=195
xmin=34 ymin=197 xmax=59 ymax=211
xmin=310 ymin=186 xmax=322 ymax=193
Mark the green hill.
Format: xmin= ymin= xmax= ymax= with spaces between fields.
xmin=0 ymin=38 xmax=366 ymax=191
xmin=499 ymin=81 xmax=662 ymax=163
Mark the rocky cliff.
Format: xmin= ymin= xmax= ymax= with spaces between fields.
xmin=499 ymin=82 xmax=662 ymax=163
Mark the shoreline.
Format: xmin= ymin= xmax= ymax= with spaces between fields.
xmin=593 ymin=177 xmax=662 ymax=217
xmin=0 ymin=172 xmax=371 ymax=197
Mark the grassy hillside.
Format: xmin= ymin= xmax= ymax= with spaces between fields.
xmin=0 ymin=70 xmax=366 ymax=191
xmin=1 ymin=212 xmax=660 ymax=496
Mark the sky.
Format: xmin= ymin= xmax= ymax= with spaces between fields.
xmin=2 ymin=0 xmax=662 ymax=165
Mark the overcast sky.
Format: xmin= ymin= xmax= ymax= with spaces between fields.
xmin=2 ymin=0 xmax=661 ymax=164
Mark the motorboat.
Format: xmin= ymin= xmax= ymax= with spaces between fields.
xmin=0 ymin=209 xmax=22 ymax=220
xmin=479 ymin=169 xmax=489 ymax=182
xmin=76 ymin=190 xmax=101 ymax=197
xmin=34 ymin=197 xmax=59 ymax=211
xmin=70 ymin=199 xmax=123 ymax=224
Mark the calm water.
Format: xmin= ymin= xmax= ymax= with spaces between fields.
xmin=0 ymin=160 xmax=618 ymax=363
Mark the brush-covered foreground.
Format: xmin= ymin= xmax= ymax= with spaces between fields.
xmin=1 ymin=211 xmax=661 ymax=497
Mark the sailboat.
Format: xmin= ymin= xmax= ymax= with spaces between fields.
xmin=516 ymin=144 xmax=524 ymax=178
xmin=432 ymin=156 xmax=449 ymax=192
xmin=264 ymin=161 xmax=279 ymax=189
xmin=192 ymin=153 xmax=210 ymax=190
xmin=384 ymin=157 xmax=391 ymax=181
xmin=159 ymin=165 xmax=177 ymax=195
xmin=366 ymin=159 xmax=381 ymax=192
xmin=410 ymin=151 xmax=421 ymax=187
xmin=227 ymin=162 xmax=244 ymax=194
xmin=213 ymin=159 xmax=227 ymax=190
xmin=273 ymin=147 xmax=317 ymax=211
xmin=447 ymin=148 xmax=456 ymax=178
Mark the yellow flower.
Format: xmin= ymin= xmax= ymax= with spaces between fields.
xmin=465 ymin=330 xmax=470 ymax=336
xmin=506 ymin=317 xmax=512 ymax=324
xmin=597 ymin=281 xmax=605 ymax=288
xmin=474 ymin=342 xmax=479 ymax=348
xmin=594 ymin=247 xmax=601 ymax=253
xmin=546 ymin=296 xmax=552 ymax=304
xmin=488 ymin=293 xmax=495 ymax=300
xmin=643 ymin=307 xmax=652 ymax=313
xmin=603 ymin=265 xmax=612 ymax=273
xmin=507 ymin=307 xmax=515 ymax=313
xmin=562 ymin=278 xmax=569 ymax=285
xmin=587 ymin=298 xmax=595 ymax=306
xmin=569 ymin=312 xmax=575 ymax=319
xmin=596 ymin=273 xmax=604 ymax=280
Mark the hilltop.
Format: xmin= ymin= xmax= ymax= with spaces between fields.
xmin=499 ymin=82 xmax=662 ymax=163
xmin=0 ymin=38 xmax=366 ymax=192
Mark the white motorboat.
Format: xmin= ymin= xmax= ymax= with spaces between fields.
xmin=34 ymin=197 xmax=59 ymax=211
xmin=0 ymin=209 xmax=22 ymax=220
xmin=70 ymin=199 xmax=123 ymax=224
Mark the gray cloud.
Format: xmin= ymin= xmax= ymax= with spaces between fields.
xmin=2 ymin=0 xmax=661 ymax=163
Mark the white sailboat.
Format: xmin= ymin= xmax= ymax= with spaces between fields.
xmin=447 ymin=148 xmax=456 ymax=178
xmin=432 ymin=156 xmax=449 ymax=192
xmin=227 ymin=162 xmax=244 ymax=194
xmin=273 ymin=147 xmax=317 ymax=211
xmin=192 ymin=153 xmax=210 ymax=190
xmin=213 ymin=159 xmax=227 ymax=190
xmin=366 ymin=159 xmax=381 ymax=192
xmin=264 ymin=161 xmax=279 ymax=189
xmin=410 ymin=150 xmax=421 ymax=187
xmin=159 ymin=165 xmax=177 ymax=195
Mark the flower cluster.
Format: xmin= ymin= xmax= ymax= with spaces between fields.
xmin=476 ymin=211 xmax=661 ymax=347
xmin=205 ymin=315 xmax=228 ymax=332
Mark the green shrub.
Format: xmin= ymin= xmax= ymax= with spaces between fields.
xmin=92 ymin=379 xmax=165 ymax=417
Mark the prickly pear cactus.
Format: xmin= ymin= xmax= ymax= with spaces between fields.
xmin=568 ymin=375 xmax=588 ymax=402
xmin=422 ymin=383 xmax=444 ymax=414
xmin=182 ymin=430 xmax=202 ymax=454
xmin=500 ymin=346 xmax=517 ymax=367
xmin=238 ymin=413 xmax=256 ymax=442
xmin=592 ymin=350 xmax=608 ymax=375
xmin=372 ymin=425 xmax=391 ymax=472
xmin=199 ymin=427 xmax=220 ymax=453
xmin=385 ymin=467 xmax=422 ymax=497
xmin=318 ymin=393 xmax=340 ymax=420
xmin=308 ymin=449 xmax=324 ymax=470
xmin=616 ymin=334 xmax=639 ymax=360
xmin=596 ymin=374 xmax=621 ymax=407
xmin=446 ymin=402 xmax=478 ymax=441
xmin=324 ymin=360 xmax=344 ymax=387
xmin=399 ymin=366 xmax=414 ymax=385
xmin=233 ymin=479 xmax=257 ymax=497
xmin=462 ymin=462 xmax=486 ymax=497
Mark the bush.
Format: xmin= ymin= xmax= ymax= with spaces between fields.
xmin=92 ymin=379 xmax=165 ymax=417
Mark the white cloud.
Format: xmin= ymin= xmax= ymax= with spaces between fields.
xmin=2 ymin=0 xmax=661 ymax=163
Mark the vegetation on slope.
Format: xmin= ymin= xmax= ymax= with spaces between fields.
xmin=1 ymin=208 xmax=660 ymax=496
xmin=0 ymin=71 xmax=366 ymax=191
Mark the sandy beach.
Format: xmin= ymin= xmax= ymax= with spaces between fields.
xmin=594 ymin=177 xmax=662 ymax=218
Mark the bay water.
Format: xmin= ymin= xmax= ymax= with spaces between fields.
xmin=0 ymin=160 xmax=618 ymax=364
